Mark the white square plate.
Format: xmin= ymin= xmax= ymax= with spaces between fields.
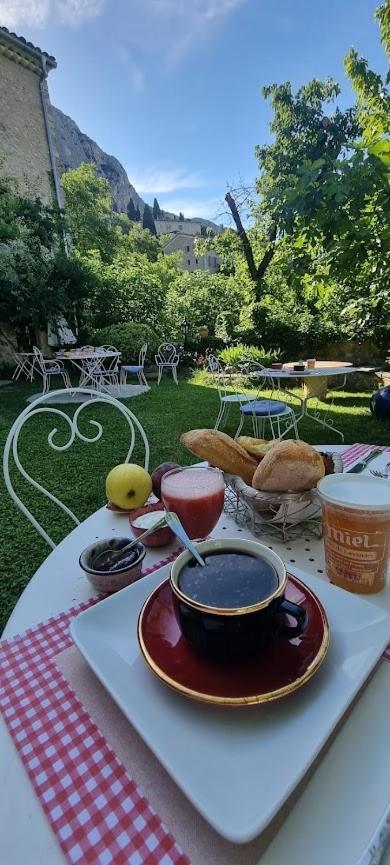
xmin=71 ymin=566 xmax=390 ymax=843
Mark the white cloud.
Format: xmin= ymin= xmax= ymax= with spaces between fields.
xmin=119 ymin=0 xmax=247 ymax=70
xmin=0 ymin=0 xmax=104 ymax=28
xmin=0 ymin=0 xmax=49 ymax=27
xmin=128 ymin=167 xmax=205 ymax=195
xmin=56 ymin=0 xmax=104 ymax=25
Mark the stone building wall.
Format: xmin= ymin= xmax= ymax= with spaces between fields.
xmin=0 ymin=51 xmax=54 ymax=203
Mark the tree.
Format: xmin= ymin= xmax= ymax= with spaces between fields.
xmin=61 ymin=163 xmax=119 ymax=261
xmin=142 ymin=203 xmax=157 ymax=235
xmin=0 ymin=176 xmax=91 ymax=334
xmin=127 ymin=198 xmax=138 ymax=221
xmin=153 ymin=197 xmax=162 ymax=220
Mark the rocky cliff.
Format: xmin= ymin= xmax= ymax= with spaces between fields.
xmin=52 ymin=106 xmax=221 ymax=231
xmin=52 ymin=106 xmax=145 ymax=216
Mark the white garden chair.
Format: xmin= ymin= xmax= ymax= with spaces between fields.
xmin=206 ymin=354 xmax=252 ymax=429
xmin=3 ymin=387 xmax=150 ymax=549
xmin=233 ymin=361 xmax=298 ymax=440
xmin=12 ymin=351 xmax=36 ymax=382
xmin=155 ymin=342 xmax=179 ymax=384
xmin=78 ymin=346 xmax=96 ymax=386
xmin=84 ymin=345 xmax=120 ymax=390
xmin=120 ymin=343 xmax=148 ymax=387
xmin=33 ymin=346 xmax=71 ymax=394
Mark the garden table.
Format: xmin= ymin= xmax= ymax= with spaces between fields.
xmin=1 ymin=444 xmax=390 ymax=865
xmin=262 ymin=362 xmax=377 ymax=441
xmin=56 ymin=349 xmax=121 ymax=392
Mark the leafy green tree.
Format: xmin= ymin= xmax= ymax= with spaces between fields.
xmin=142 ymin=203 xmax=157 ymax=235
xmin=61 ymin=163 xmax=119 ymax=260
xmin=0 ymin=175 xmax=91 ymax=334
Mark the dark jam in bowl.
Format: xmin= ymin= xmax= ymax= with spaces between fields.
xmin=178 ymin=550 xmax=279 ymax=610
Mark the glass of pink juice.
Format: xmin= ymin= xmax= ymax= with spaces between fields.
xmin=161 ymin=467 xmax=225 ymax=539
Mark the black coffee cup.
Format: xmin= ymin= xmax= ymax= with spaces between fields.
xmin=170 ymin=539 xmax=307 ymax=663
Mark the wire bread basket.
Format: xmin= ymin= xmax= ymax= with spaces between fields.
xmin=224 ymin=452 xmax=343 ymax=542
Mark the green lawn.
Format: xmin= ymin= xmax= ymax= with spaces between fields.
xmin=0 ymin=372 xmax=388 ymax=631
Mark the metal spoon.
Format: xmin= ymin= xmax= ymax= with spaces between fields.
xmin=164 ymin=512 xmax=206 ymax=567
xmin=92 ymin=515 xmax=168 ymax=570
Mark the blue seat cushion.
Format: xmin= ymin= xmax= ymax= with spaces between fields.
xmin=122 ymin=365 xmax=142 ymax=372
xmin=240 ymin=399 xmax=291 ymax=416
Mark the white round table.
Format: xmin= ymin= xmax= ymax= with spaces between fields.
xmin=262 ymin=364 xmax=376 ymax=442
xmin=1 ymin=445 xmax=390 ymax=865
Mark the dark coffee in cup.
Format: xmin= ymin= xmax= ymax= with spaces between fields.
xmin=170 ymin=540 xmax=307 ymax=663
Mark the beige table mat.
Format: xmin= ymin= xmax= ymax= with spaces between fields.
xmin=55 ymin=645 xmax=305 ymax=865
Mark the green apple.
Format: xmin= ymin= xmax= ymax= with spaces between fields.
xmin=106 ymin=463 xmax=152 ymax=510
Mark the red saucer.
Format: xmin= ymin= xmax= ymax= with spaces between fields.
xmin=138 ymin=575 xmax=329 ymax=706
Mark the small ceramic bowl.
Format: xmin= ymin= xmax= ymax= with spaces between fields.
xmin=129 ymin=501 xmax=173 ymax=547
xmin=79 ymin=537 xmax=145 ymax=593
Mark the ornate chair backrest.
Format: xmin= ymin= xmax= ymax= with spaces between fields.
xmin=234 ymin=360 xmax=274 ymax=399
xmin=205 ymin=354 xmax=228 ymax=400
xmin=3 ymin=387 xmax=150 ymax=550
xmin=156 ymin=342 xmax=179 ymax=366
xmin=33 ymin=345 xmax=46 ymax=374
xmin=138 ymin=343 xmax=148 ymax=366
xmin=96 ymin=345 xmax=120 ymax=371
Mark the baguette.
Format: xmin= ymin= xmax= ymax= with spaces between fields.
xmin=180 ymin=429 xmax=257 ymax=485
xmin=237 ymin=436 xmax=278 ymax=460
xmin=252 ymin=439 xmax=325 ymax=492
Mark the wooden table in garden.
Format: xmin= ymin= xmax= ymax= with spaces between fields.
xmin=1 ymin=444 xmax=390 ymax=865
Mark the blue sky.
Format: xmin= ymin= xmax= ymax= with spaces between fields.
xmin=1 ymin=0 xmax=387 ymax=222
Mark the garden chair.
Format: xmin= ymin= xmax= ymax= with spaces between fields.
xmin=12 ymin=351 xmax=36 ymax=382
xmin=87 ymin=345 xmax=120 ymax=389
xmin=33 ymin=346 xmax=71 ymax=394
xmin=3 ymin=387 xmax=150 ymax=549
xmin=120 ymin=343 xmax=148 ymax=387
xmin=155 ymin=342 xmax=179 ymax=384
xmin=206 ymin=354 xmax=252 ymax=430
xmin=233 ymin=361 xmax=298 ymax=440
xmin=78 ymin=346 xmax=96 ymax=386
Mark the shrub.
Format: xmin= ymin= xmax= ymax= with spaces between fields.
xmin=91 ymin=323 xmax=160 ymax=363
xmin=218 ymin=344 xmax=276 ymax=367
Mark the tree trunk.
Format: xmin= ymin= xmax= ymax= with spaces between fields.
xmin=225 ymin=192 xmax=258 ymax=282
xmin=225 ymin=193 xmax=276 ymax=296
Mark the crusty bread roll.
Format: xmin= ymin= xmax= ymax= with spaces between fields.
xmin=252 ymin=440 xmax=325 ymax=492
xmin=237 ymin=436 xmax=278 ymax=460
xmin=180 ymin=429 xmax=257 ymax=485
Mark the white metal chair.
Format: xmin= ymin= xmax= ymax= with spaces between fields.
xmin=233 ymin=361 xmax=298 ymax=440
xmin=13 ymin=352 xmax=36 ymax=382
xmin=33 ymin=346 xmax=71 ymax=393
xmin=206 ymin=354 xmax=252 ymax=429
xmin=78 ymin=346 xmax=96 ymax=386
xmin=85 ymin=345 xmax=120 ymax=390
xmin=155 ymin=342 xmax=179 ymax=384
xmin=120 ymin=343 xmax=148 ymax=387
xmin=3 ymin=387 xmax=150 ymax=549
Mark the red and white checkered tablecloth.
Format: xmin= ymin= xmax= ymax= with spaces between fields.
xmin=0 ymin=552 xmax=189 ymax=865
xmin=1 ymin=444 xmax=389 ymax=864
